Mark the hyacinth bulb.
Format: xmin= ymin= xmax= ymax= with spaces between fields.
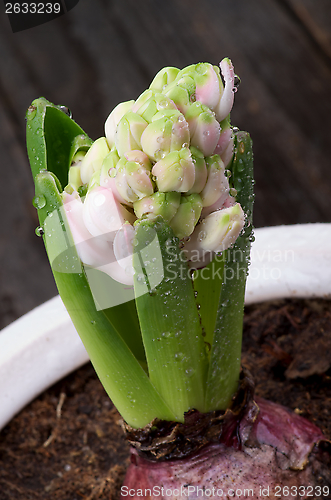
xmin=122 ymin=397 xmax=330 ymax=500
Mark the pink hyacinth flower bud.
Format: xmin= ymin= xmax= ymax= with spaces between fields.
xmin=80 ymin=137 xmax=110 ymax=185
xmin=195 ymin=63 xmax=222 ymax=111
xmin=201 ymin=193 xmax=236 ymax=219
xmin=152 ymin=148 xmax=195 ymax=193
xmin=115 ymin=154 xmax=154 ymax=204
xmin=186 ymin=147 xmax=208 ymax=195
xmin=115 ymin=111 xmax=148 ymax=157
xmin=133 ymin=91 xmax=178 ymax=123
xmin=190 ymin=203 xmax=245 ymax=253
xmin=133 ymin=191 xmax=181 ymax=222
xmin=97 ymin=150 xmax=131 ymax=205
xmin=63 ymin=192 xmax=135 ymax=286
xmin=62 ymin=191 xmax=109 ymax=268
xmin=185 ymin=102 xmax=220 ymax=157
xmin=215 ymin=58 xmax=235 ymax=122
xmin=169 ymin=194 xmax=203 ymax=239
xmin=162 ymin=79 xmax=191 ymax=115
xmin=104 ymin=100 xmax=134 ymax=149
xmin=200 ymin=155 xmax=229 ymax=207
xmin=140 ymin=110 xmax=190 ymax=162
xmin=82 ymin=186 xmax=136 ymax=242
xmin=149 ymin=66 xmax=180 ymax=92
xmin=113 ymin=223 xmax=135 ymax=279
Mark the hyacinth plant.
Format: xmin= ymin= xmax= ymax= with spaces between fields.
xmin=27 ymin=59 xmax=253 ymax=428
xmin=27 ymin=60 xmax=330 ymax=496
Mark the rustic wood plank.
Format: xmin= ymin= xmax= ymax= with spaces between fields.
xmin=283 ymin=0 xmax=331 ymax=60
xmin=110 ymin=0 xmax=331 ymax=226
xmin=0 ymin=101 xmax=57 ymax=328
xmin=0 ymin=0 xmax=330 ymax=324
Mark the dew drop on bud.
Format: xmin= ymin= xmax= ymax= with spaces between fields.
xmin=239 ymin=141 xmax=245 ymax=154
xmin=233 ymin=75 xmax=241 ymax=93
xmin=32 ymin=194 xmax=46 ymax=209
xmin=35 ymin=226 xmax=44 ymax=237
xmin=58 ymin=105 xmax=72 ymax=118
xmin=198 ymin=230 xmax=206 ymax=242
xmin=229 ymin=187 xmax=237 ymax=197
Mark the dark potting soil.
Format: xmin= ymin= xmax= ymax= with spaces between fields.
xmin=0 ymin=298 xmax=330 ymax=500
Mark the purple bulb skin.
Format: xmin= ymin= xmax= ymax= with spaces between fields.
xmin=122 ymin=397 xmax=330 ymax=500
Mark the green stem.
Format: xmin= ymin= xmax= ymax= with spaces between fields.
xmin=204 ymin=131 xmax=254 ymax=411
xmin=133 ymin=218 xmax=208 ymax=419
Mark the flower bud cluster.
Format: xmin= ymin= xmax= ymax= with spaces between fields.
xmin=63 ymin=59 xmax=245 ymax=284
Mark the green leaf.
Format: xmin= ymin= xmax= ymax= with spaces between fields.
xmin=204 ymin=131 xmax=254 ymax=411
xmin=26 ymin=98 xmax=92 ymax=189
xmin=27 ymin=97 xmax=145 ymax=366
xmin=27 ymin=98 xmax=174 ymax=426
xmin=133 ymin=218 xmax=208 ymax=420
xmin=33 ymin=171 xmax=176 ymax=428
xmin=191 ymin=256 xmax=225 ymax=351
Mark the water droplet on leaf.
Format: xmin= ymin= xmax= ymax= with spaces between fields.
xmin=58 ymin=105 xmax=72 ymax=118
xmin=26 ymin=105 xmax=37 ymax=120
xmin=233 ymin=75 xmax=241 ymax=92
xmin=35 ymin=226 xmax=44 ymax=237
xmin=32 ymin=194 xmax=46 ymax=209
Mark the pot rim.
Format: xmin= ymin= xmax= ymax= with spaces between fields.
xmin=1 ymin=223 xmax=330 ymax=431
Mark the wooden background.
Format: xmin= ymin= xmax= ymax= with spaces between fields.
xmin=0 ymin=0 xmax=330 ymax=329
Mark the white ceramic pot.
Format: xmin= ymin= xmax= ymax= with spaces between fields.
xmin=0 ymin=223 xmax=330 ymax=431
